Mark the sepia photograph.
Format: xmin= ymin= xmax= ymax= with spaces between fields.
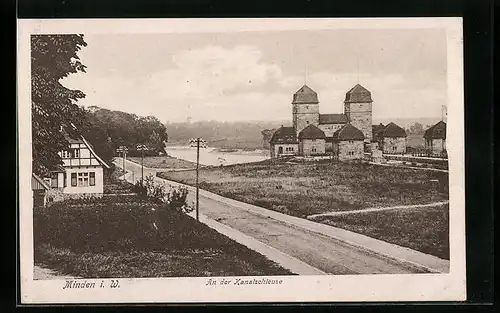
xmin=18 ymin=18 xmax=466 ymax=303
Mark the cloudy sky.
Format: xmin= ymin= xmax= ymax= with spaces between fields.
xmin=61 ymin=28 xmax=448 ymax=123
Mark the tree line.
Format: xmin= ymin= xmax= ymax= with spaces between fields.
xmin=31 ymin=34 xmax=168 ymax=177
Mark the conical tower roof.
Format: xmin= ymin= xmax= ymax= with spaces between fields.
xmin=344 ymin=84 xmax=372 ymax=103
xmin=292 ymin=85 xmax=319 ymax=104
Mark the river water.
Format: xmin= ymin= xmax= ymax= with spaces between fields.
xmin=165 ymin=146 xmax=270 ymax=166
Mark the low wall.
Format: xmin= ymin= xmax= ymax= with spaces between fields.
xmin=384 ymin=154 xmax=448 ymax=166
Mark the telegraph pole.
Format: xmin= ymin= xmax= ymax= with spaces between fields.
xmin=117 ymin=146 xmax=128 ymax=181
xmin=196 ymin=138 xmax=200 ymax=222
xmin=123 ymin=150 xmax=126 ymax=177
xmin=189 ymin=137 xmax=204 ymax=222
xmin=136 ymin=144 xmax=147 ymax=184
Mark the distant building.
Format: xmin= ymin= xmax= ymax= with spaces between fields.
xmin=298 ymin=124 xmax=326 ymax=156
xmin=373 ymin=122 xmax=407 ymax=154
xmin=269 ymin=82 xmax=406 ymax=160
xmin=424 ymin=121 xmax=447 ymax=155
xmin=332 ymin=123 xmax=365 ymax=161
xmin=318 ymin=113 xmax=349 ymax=152
xmin=269 ymin=126 xmax=299 ymax=158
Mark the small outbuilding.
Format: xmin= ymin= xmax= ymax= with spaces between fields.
xmin=424 ymin=121 xmax=447 ymax=155
xmin=374 ymin=122 xmax=407 ymax=154
xmin=331 ymin=123 xmax=365 ymax=161
xmin=32 ymin=173 xmax=50 ymax=207
xmin=269 ymin=126 xmax=299 ymax=158
xmin=298 ymin=124 xmax=326 ymax=156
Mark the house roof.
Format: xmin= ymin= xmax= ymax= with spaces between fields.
xmin=62 ymin=128 xmax=84 ymax=144
xmin=319 ymin=113 xmax=348 ymax=124
xmin=62 ymin=123 xmax=111 ymax=169
xmin=382 ymin=122 xmax=407 ymax=138
xmin=424 ymin=121 xmax=447 ymax=139
xmin=292 ymin=85 xmax=319 ymax=104
xmin=344 ymin=84 xmax=373 ymax=103
xmin=81 ymin=136 xmax=111 ymax=169
xmin=298 ymin=124 xmax=326 ymax=140
xmin=332 ymin=123 xmax=365 ymax=141
xmin=32 ymin=173 xmax=50 ymax=190
xmin=270 ymin=126 xmax=298 ymax=144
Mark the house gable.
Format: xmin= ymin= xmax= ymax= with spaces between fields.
xmin=60 ymin=124 xmax=110 ymax=169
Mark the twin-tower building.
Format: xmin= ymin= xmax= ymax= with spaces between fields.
xmin=292 ymin=83 xmax=373 ymax=142
xmin=270 ymin=83 xmax=383 ymax=160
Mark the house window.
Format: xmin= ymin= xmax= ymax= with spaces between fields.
xmin=63 ymin=172 xmax=67 ymax=187
xmin=78 ymin=172 xmax=89 ymax=187
xmin=74 ymin=148 xmax=80 ymax=158
xmin=90 ymin=172 xmax=96 ymax=186
xmin=71 ymin=173 xmax=77 ymax=187
xmin=50 ymin=173 xmax=58 ymax=188
xmin=312 ymin=147 xmax=317 ymax=152
xmin=62 ymin=150 xmax=71 ymax=158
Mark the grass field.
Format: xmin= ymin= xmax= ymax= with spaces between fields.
xmin=34 ymin=170 xmax=291 ymax=278
xmin=312 ymin=204 xmax=449 ymax=259
xmin=129 ymin=156 xmax=196 ymax=169
xmin=157 ymin=159 xmax=449 ymax=218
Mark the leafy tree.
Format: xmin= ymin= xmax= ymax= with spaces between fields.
xmin=31 ymin=35 xmax=88 ymax=176
xmin=148 ymin=130 xmax=165 ymax=153
xmin=261 ymin=129 xmax=276 ymax=148
xmin=409 ymin=122 xmax=424 ymax=135
xmin=86 ymin=107 xmax=168 ymax=156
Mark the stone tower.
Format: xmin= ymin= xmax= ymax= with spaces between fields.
xmin=292 ymin=85 xmax=320 ymax=135
xmin=344 ymin=84 xmax=373 ymax=143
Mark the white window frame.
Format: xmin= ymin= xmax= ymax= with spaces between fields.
xmin=77 ymin=172 xmax=90 ymax=187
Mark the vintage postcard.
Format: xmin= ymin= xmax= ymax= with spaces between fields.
xmin=18 ymin=18 xmax=466 ymax=303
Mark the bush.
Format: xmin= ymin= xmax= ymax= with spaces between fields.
xmin=165 ymin=187 xmax=191 ymax=214
xmin=132 ymin=174 xmax=190 ymax=213
xmin=133 ymin=174 xmax=166 ymax=203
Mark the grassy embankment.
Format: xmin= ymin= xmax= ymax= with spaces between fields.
xmin=34 ymin=169 xmax=292 ymax=278
xmin=157 ymin=159 xmax=449 ymax=259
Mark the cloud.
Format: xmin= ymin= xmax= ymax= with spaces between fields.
xmin=61 ymin=41 xmax=447 ymax=123
xmin=147 ymin=45 xmax=283 ymax=100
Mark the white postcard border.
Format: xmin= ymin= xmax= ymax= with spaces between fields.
xmin=18 ymin=17 xmax=466 ymax=304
